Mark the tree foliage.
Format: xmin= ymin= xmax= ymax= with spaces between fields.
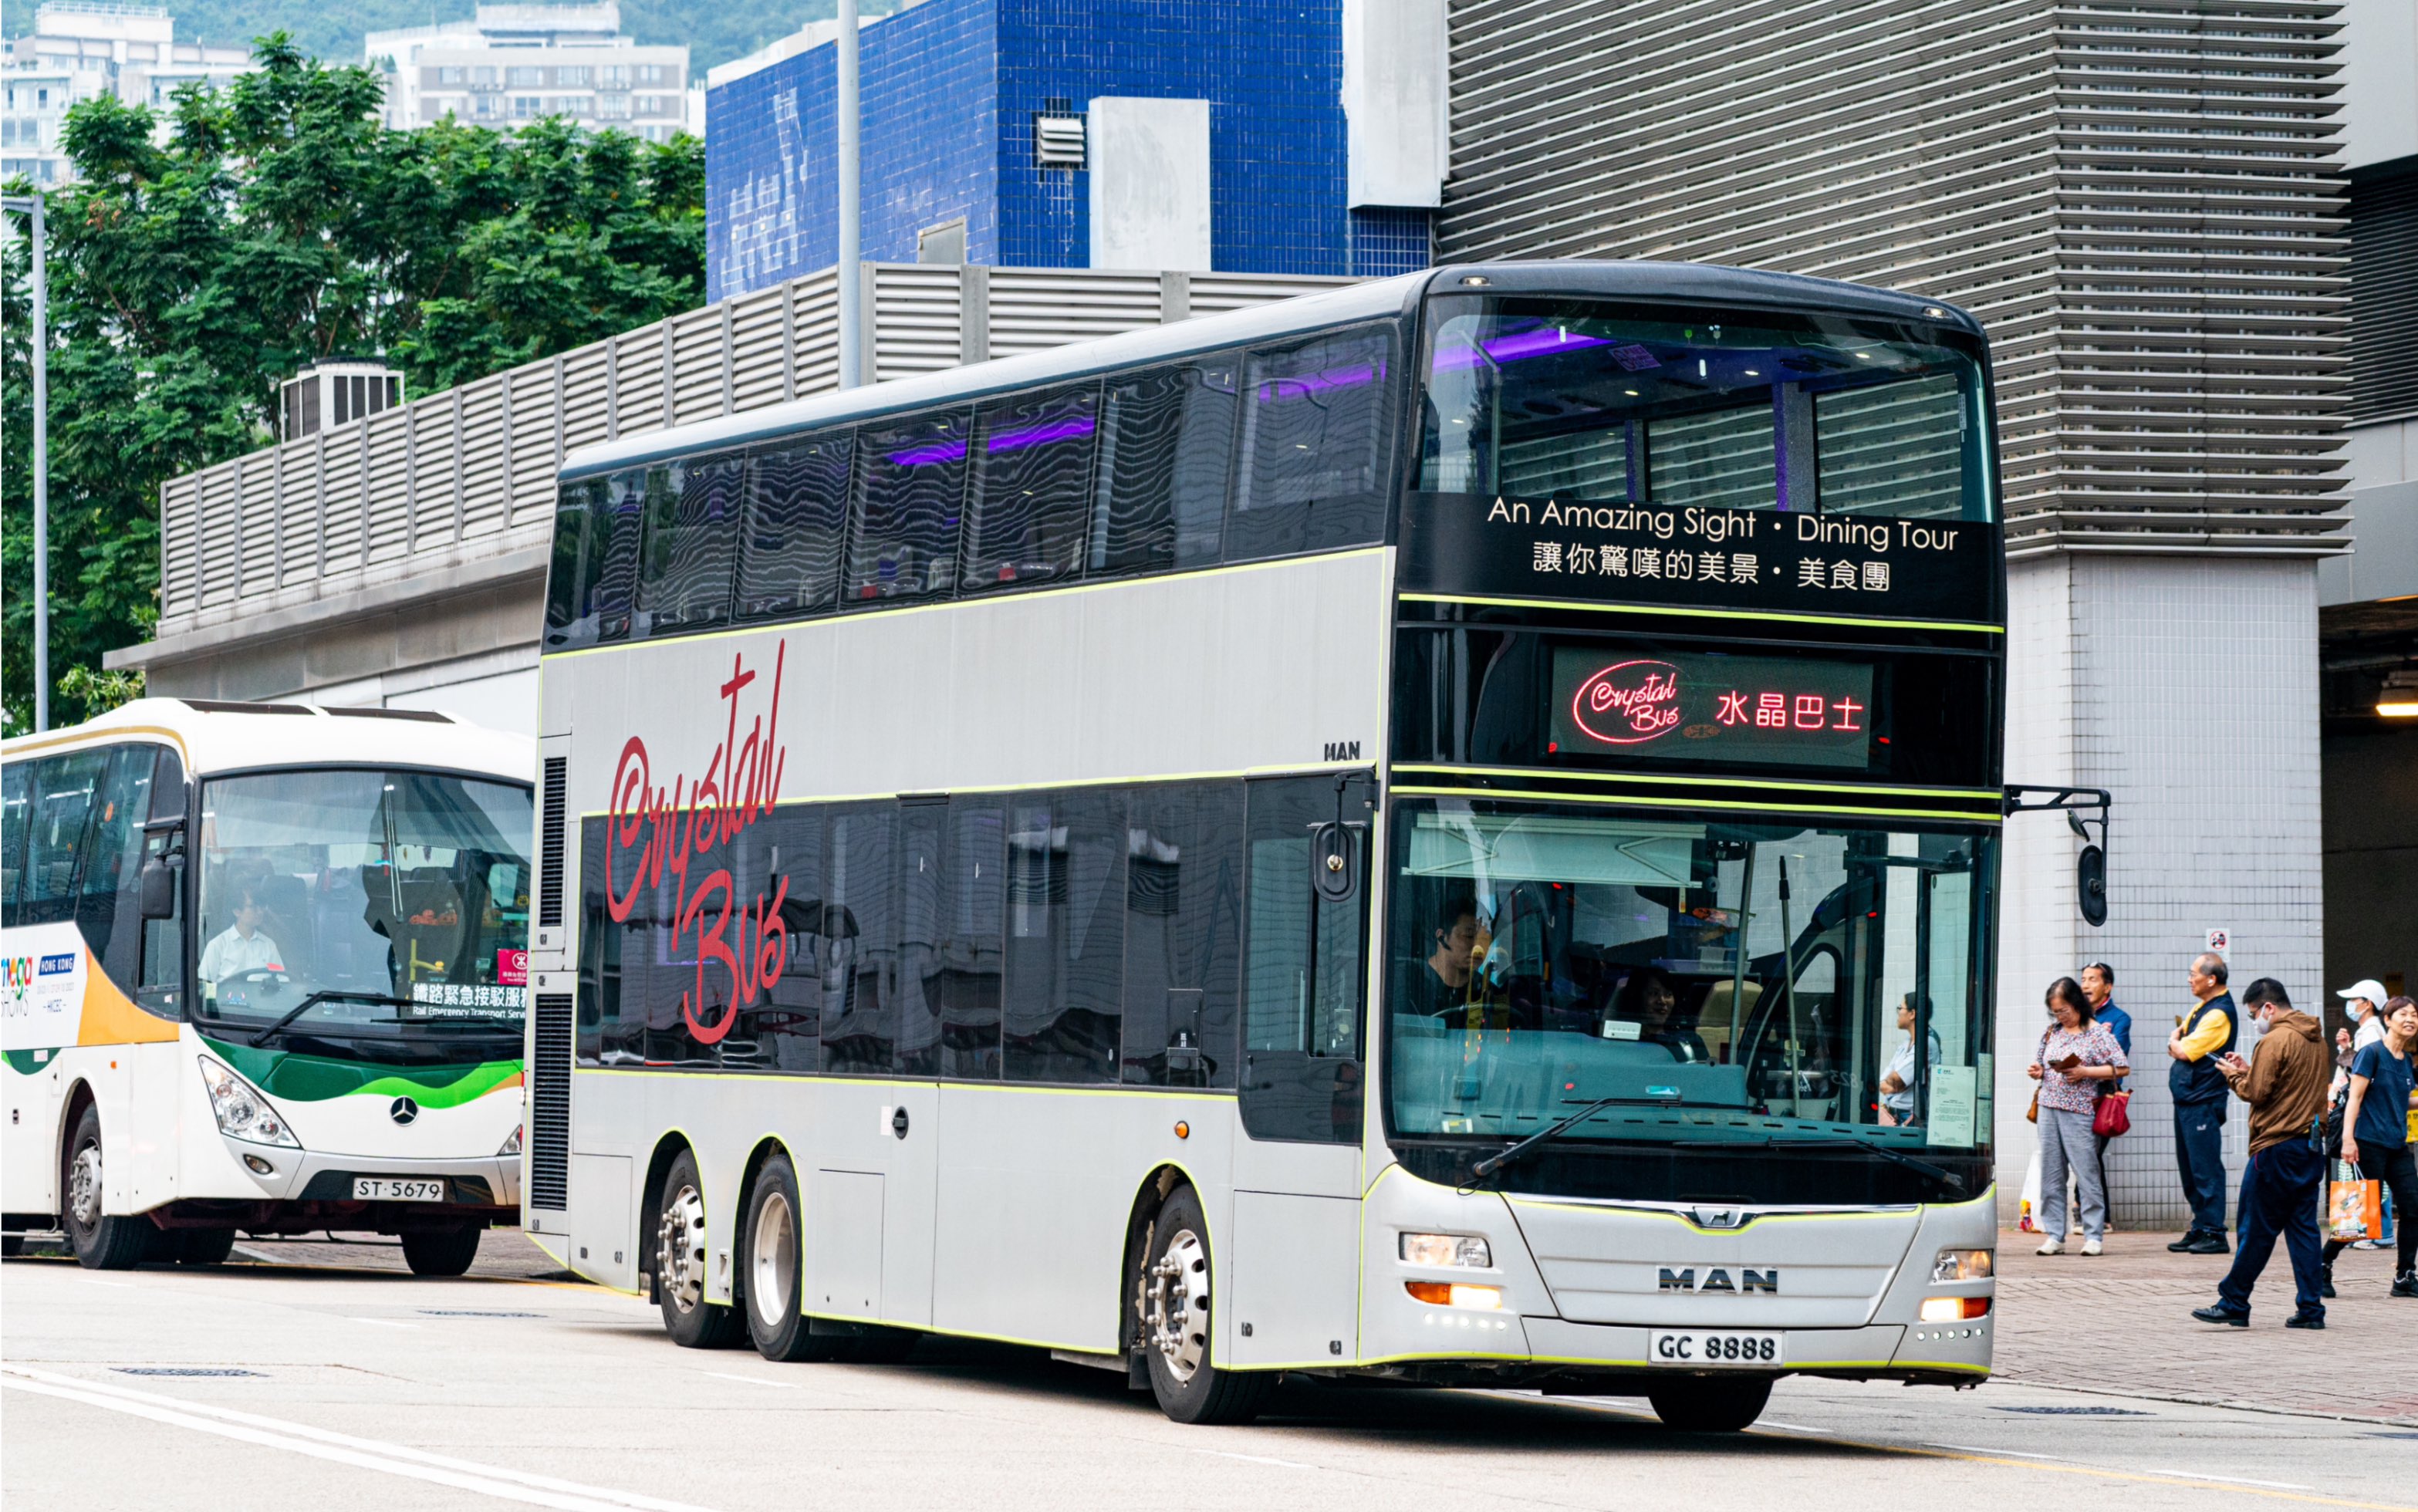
xmin=2 ymin=38 xmax=704 ymax=733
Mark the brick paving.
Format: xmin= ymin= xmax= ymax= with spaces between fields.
xmin=1994 ymin=1227 xmax=2418 ymax=1424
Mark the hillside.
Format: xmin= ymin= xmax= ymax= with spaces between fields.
xmin=7 ymin=0 xmax=907 ymax=79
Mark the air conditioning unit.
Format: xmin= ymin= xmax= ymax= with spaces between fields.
xmin=282 ymin=361 xmax=404 ymax=442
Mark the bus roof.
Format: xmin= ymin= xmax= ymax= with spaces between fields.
xmin=559 ymin=260 xmax=1986 ymax=483
xmin=2 ymin=697 xmax=535 ymax=785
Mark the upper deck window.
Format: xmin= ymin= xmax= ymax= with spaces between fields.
xmin=1231 ymin=324 xmax=1400 ymax=560
xmin=1418 ymin=298 xmax=1992 ymax=523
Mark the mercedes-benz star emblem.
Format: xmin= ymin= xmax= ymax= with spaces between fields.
xmin=390 ymin=1097 xmax=420 ymax=1126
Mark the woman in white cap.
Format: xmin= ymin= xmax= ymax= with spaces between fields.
xmin=2340 ymin=979 xmax=2390 ymax=1055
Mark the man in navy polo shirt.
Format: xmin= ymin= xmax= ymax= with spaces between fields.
xmin=2084 ymin=962 xmax=2132 ymax=1158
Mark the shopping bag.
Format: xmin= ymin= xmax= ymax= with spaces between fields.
xmin=2327 ymin=1166 xmax=2383 ymax=1243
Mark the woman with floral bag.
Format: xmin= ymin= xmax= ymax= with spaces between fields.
xmin=2028 ymin=977 xmax=2129 ymax=1256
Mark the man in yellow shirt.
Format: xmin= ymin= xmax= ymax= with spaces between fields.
xmin=2165 ymin=952 xmax=2237 ymax=1254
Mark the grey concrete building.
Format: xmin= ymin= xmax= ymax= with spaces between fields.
xmin=1439 ymin=0 xmax=2355 ymax=1226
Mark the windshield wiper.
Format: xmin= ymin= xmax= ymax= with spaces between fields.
xmin=241 ymin=991 xmax=415 ymax=1047
xmin=1764 ymin=1136 xmax=1967 ymax=1195
xmin=1467 ymin=1095 xmax=1720 ymax=1183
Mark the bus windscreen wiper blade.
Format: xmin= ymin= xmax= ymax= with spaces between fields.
xmin=1468 ymin=1095 xmax=1719 ymax=1181
xmin=1767 ymin=1136 xmax=1967 ymax=1194
xmin=244 ymin=991 xmax=414 ymax=1047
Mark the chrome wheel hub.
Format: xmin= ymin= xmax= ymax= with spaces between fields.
xmin=68 ymin=1145 xmax=103 ymax=1228
xmin=1146 ymin=1225 xmax=1211 ymax=1384
xmin=750 ymin=1190 xmax=795 ymax=1331
xmin=657 ymin=1182 xmax=708 ymax=1315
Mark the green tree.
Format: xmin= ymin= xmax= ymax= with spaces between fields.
xmin=2 ymin=36 xmax=704 ymax=733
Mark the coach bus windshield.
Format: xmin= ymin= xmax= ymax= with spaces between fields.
xmin=1419 ymin=296 xmax=1992 ymax=521
xmin=194 ymin=770 xmax=533 ymax=1044
xmin=1385 ymin=798 xmax=1994 ymax=1154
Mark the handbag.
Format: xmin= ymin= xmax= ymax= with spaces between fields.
xmin=2026 ymin=1029 xmax=2048 ymax=1122
xmin=2326 ymin=1163 xmax=2383 ymax=1243
xmin=2092 ymin=1088 xmax=2131 ymax=1138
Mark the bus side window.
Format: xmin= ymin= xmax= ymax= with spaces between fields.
xmin=21 ymin=749 xmax=108 ymax=929
xmin=1238 ymin=777 xmax=1366 ymax=1142
xmin=1229 ymin=325 xmax=1397 ymax=564
xmin=965 ymin=383 xmax=1099 ymax=593
xmin=822 ymin=804 xmax=898 ymax=1074
xmin=637 ymin=454 xmax=742 ymax=635
xmin=1122 ymin=781 xmax=1242 ymax=1088
xmin=940 ymin=797 xmax=1005 ymax=1079
xmin=1 ymin=754 xmax=29 ymax=923
xmin=543 ymin=474 xmax=643 ymax=651
xmin=735 ymin=430 xmax=853 ymax=622
xmin=1003 ymin=788 xmax=1125 ymax=1085
xmin=729 ymin=806 xmax=826 ymax=1072
xmin=1092 ymin=356 xmax=1238 ymax=578
xmin=76 ymin=744 xmax=154 ymax=995
xmin=849 ymin=411 xmax=968 ymax=602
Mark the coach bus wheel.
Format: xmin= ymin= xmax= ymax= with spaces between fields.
xmin=1646 ymin=1377 xmax=1773 ymax=1433
xmin=741 ymin=1154 xmax=837 ymax=1362
xmin=656 ymin=1150 xmax=741 ymax=1348
xmin=176 ymin=1228 xmax=238 ymax=1266
xmin=400 ymin=1224 xmax=483 ymax=1277
xmin=1137 ymin=1186 xmax=1270 ymax=1426
xmin=62 ymin=1105 xmax=149 ymax=1271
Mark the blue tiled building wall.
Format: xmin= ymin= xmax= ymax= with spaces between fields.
xmin=707 ymin=0 xmax=1417 ymax=302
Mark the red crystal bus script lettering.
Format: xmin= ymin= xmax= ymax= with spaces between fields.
xmin=604 ymin=643 xmax=790 ymax=1045
xmin=1570 ymin=660 xmax=1682 ymax=745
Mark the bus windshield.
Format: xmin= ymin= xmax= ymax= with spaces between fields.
xmin=1418 ymin=295 xmax=1992 ymax=521
xmin=1385 ymin=798 xmax=1994 ymax=1154
xmin=194 ymin=769 xmax=533 ymax=1039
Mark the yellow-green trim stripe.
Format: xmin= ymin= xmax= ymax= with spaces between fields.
xmin=1398 ymin=591 xmax=2004 ymax=636
xmin=1393 ymin=763 xmax=2003 ymax=804
xmin=1393 ymin=785 xmax=2002 ymax=825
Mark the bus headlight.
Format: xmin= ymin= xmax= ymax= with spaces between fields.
xmin=1400 ymin=1232 xmax=1492 ymax=1267
xmin=1931 ymin=1248 xmax=1993 ymax=1282
xmin=199 ymin=1057 xmax=301 ymax=1148
xmin=498 ymin=1124 xmax=524 ymax=1157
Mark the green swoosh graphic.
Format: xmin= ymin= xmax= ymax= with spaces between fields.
xmin=203 ymin=1038 xmax=522 ymax=1108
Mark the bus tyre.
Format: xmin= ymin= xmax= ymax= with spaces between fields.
xmin=176 ymin=1229 xmax=238 ymax=1266
xmin=1646 ymin=1377 xmax=1773 ymax=1433
xmin=1137 ymin=1186 xmax=1271 ymax=1426
xmin=400 ymin=1224 xmax=483 ymax=1277
xmin=741 ymin=1154 xmax=835 ymax=1362
xmin=656 ymin=1149 xmax=741 ymax=1348
xmin=62 ymin=1105 xmax=149 ymax=1271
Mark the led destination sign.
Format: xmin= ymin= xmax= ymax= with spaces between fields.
xmin=1548 ymin=648 xmax=1876 ymax=770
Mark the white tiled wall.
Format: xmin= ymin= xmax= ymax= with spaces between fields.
xmin=1997 ymin=555 xmax=2325 ymax=1227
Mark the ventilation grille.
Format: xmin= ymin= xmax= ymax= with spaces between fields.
xmin=538 ymin=756 xmax=568 ymax=930
xmin=529 ymin=992 xmax=572 ymax=1211
xmin=2350 ymin=159 xmax=2418 ymax=426
xmin=1033 ymin=112 xmax=1086 ymax=170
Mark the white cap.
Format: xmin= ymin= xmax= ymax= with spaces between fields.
xmin=2336 ymin=980 xmax=2388 ymax=1012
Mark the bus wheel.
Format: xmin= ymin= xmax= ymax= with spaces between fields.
xmin=1137 ymin=1186 xmax=1270 ymax=1425
xmin=741 ymin=1154 xmax=832 ymax=1362
xmin=400 ymin=1225 xmax=482 ymax=1277
xmin=656 ymin=1150 xmax=741 ymax=1348
xmin=1646 ymin=1377 xmax=1773 ymax=1433
xmin=62 ymin=1105 xmax=149 ymax=1271
xmin=177 ymin=1228 xmax=238 ymax=1266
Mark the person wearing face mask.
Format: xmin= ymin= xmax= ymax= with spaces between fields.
xmin=2166 ymin=951 xmax=2237 ymax=1254
xmin=2321 ymin=997 xmax=2418 ymax=1299
xmin=2191 ymin=978 xmax=2333 ymax=1329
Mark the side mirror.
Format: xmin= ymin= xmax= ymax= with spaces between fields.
xmin=139 ymin=851 xmax=184 ymax=920
xmin=2076 ymin=844 xmax=2106 ymax=928
xmin=1311 ymin=822 xmax=1358 ymax=904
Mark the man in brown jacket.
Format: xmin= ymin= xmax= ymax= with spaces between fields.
xmin=2192 ymin=978 xmax=2332 ymax=1328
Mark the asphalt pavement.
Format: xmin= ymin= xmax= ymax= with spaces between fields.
xmin=4 ymin=1234 xmax=2413 ymax=1512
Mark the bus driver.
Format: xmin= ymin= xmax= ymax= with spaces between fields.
xmin=200 ymin=886 xmax=285 ymax=984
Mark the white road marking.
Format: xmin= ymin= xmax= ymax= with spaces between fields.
xmin=2137 ymin=1470 xmax=2312 ymax=1490
xmin=1197 ymin=1448 xmax=1319 ymax=1470
xmin=346 ymin=1317 xmax=419 ymax=1328
xmin=79 ymin=1277 xmax=136 ymax=1289
xmin=1927 ymin=1444 xmax=2064 ymax=1459
xmin=1756 ymin=1420 xmax=1825 ymax=1432
xmin=696 ymin=1370 xmax=800 ymax=1389
xmin=0 ymin=1365 xmax=717 ymax=1512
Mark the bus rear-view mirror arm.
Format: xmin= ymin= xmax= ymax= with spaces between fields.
xmin=2002 ymin=785 xmax=2112 ymax=927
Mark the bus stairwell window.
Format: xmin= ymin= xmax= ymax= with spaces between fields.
xmin=1231 ymin=326 xmax=1396 ymax=562
xmin=637 ymin=457 xmax=741 ymax=633
xmin=1004 ymin=790 xmax=1125 ymax=1085
xmin=851 ymin=413 xmax=968 ymax=602
xmin=1092 ymin=358 xmax=1238 ymax=577
xmin=967 ymin=384 xmax=1098 ymax=592
xmin=735 ymin=431 xmax=851 ymax=620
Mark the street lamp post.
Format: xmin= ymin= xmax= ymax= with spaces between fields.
xmin=3 ymin=192 xmax=48 ymax=731
xmin=836 ymin=0 xmax=861 ymax=390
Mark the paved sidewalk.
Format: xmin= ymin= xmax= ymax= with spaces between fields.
xmin=1993 ymin=1228 xmax=2418 ymax=1424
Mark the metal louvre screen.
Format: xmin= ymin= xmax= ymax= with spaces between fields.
xmin=538 ymin=756 xmax=568 ymax=930
xmin=1648 ymin=406 xmax=1776 ymax=512
xmin=529 ymin=992 xmax=572 ymax=1210
xmin=2350 ymin=160 xmax=2418 ymax=426
xmin=1815 ymin=374 xmax=1964 ymax=517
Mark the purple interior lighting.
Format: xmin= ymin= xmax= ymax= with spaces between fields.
xmin=1257 ymin=360 xmax=1385 ymax=403
xmin=888 ymin=438 xmax=968 ymax=467
xmin=987 ymin=415 xmax=1096 ymax=453
xmin=1430 ymin=324 xmax=1616 ymax=376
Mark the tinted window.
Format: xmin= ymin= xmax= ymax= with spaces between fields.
xmin=76 ymin=744 xmax=156 ymax=990
xmin=543 ymin=473 xmax=646 ymax=650
xmin=1238 ymin=777 xmax=1366 ymax=1142
xmin=730 ymin=807 xmax=826 ymax=1071
xmin=849 ymin=413 xmax=967 ymax=602
xmin=22 ymin=749 xmax=107 ymax=924
xmin=1230 ymin=326 xmax=1396 ymax=561
xmin=1093 ymin=358 xmax=1238 ymax=575
xmin=821 ymin=805 xmax=897 ymax=1072
xmin=1004 ymin=789 xmax=1125 ymax=1084
xmin=1122 ymin=782 xmax=1242 ymax=1087
xmin=965 ymin=385 xmax=1099 ymax=592
xmin=736 ymin=431 xmax=853 ymax=621
xmin=941 ymin=798 xmax=1005 ymax=1078
xmin=1649 ymin=403 xmax=1777 ymax=512
xmin=896 ymin=801 xmax=946 ymax=1075
xmin=2 ymin=755 xmax=28 ymax=920
xmin=637 ymin=455 xmax=742 ymax=633
xmin=1816 ymin=373 xmax=1967 ymax=518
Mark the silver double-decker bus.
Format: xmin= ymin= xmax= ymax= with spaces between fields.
xmin=522 ymin=261 xmax=2004 ymax=1430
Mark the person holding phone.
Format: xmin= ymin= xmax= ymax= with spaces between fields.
xmin=2028 ymin=977 xmax=2129 ymax=1256
xmin=2191 ymin=978 xmax=2332 ymax=1329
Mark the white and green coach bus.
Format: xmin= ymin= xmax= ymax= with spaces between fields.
xmin=3 ymin=700 xmax=535 ymax=1274
xmin=524 ymin=261 xmax=2005 ymax=1429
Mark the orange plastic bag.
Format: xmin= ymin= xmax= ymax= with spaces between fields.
xmin=2327 ymin=1169 xmax=2382 ymax=1243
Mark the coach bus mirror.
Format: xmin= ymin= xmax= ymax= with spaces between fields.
xmin=2076 ymin=844 xmax=2107 ymax=928
xmin=1312 ymin=822 xmax=1358 ymax=904
xmin=140 ymin=848 xmax=184 ymax=920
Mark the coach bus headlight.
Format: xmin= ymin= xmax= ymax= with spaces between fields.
xmin=498 ymin=1124 xmax=524 ymax=1157
xmin=1919 ymin=1296 xmax=1991 ymax=1323
xmin=1930 ymin=1248 xmax=1993 ymax=1282
xmin=199 ymin=1056 xmax=301 ymax=1149
xmin=1400 ymin=1232 xmax=1492 ymax=1268
xmin=1406 ymin=1281 xmax=1503 ymax=1310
